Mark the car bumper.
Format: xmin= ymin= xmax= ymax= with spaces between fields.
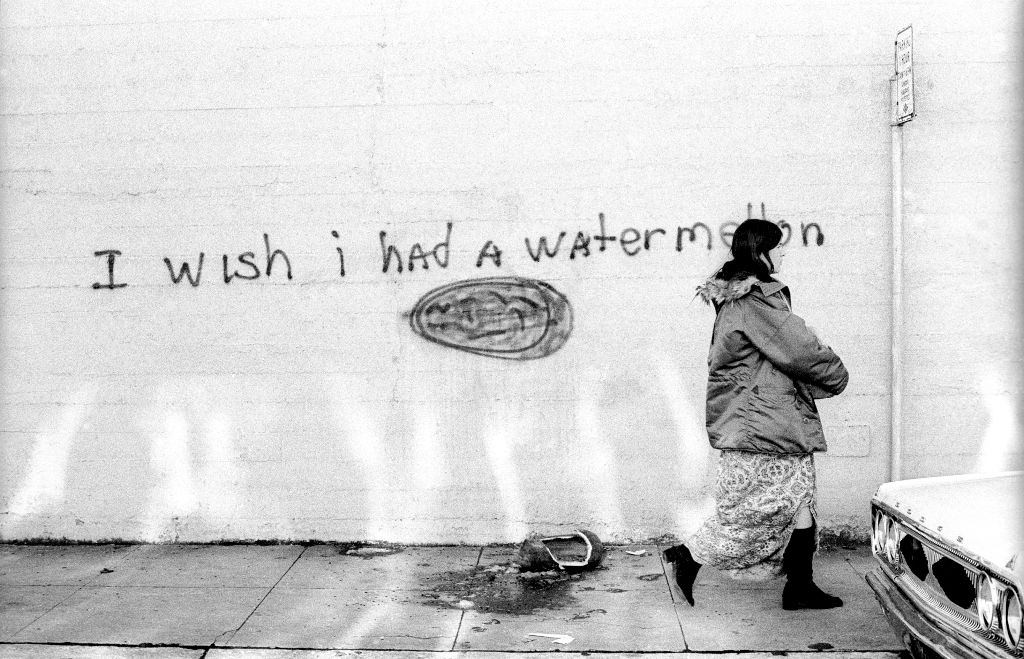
xmin=866 ymin=568 xmax=993 ymax=659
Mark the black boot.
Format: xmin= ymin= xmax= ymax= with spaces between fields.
xmin=664 ymin=544 xmax=701 ymax=606
xmin=782 ymin=525 xmax=843 ymax=610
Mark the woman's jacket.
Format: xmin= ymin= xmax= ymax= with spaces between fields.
xmin=696 ymin=274 xmax=849 ymax=454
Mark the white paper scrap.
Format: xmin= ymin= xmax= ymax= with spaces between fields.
xmin=527 ymin=633 xmax=574 ymax=644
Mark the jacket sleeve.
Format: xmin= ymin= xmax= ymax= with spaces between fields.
xmin=801 ymin=381 xmax=843 ymax=400
xmin=741 ymin=296 xmax=849 ymax=396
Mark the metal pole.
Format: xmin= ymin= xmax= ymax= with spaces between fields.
xmin=889 ymin=76 xmax=904 ymax=482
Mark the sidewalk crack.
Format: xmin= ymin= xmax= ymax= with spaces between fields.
xmin=212 ymin=544 xmax=308 ymax=649
xmin=660 ymin=543 xmax=690 ymax=651
xmin=449 ymin=544 xmax=484 ymax=651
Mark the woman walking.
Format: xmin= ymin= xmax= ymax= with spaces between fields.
xmin=665 ymin=218 xmax=849 ymax=610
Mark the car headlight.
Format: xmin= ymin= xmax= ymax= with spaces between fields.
xmin=1003 ymin=588 xmax=1022 ymax=648
xmin=976 ymin=572 xmax=995 ymax=629
xmin=885 ymin=519 xmax=901 ymax=563
xmin=872 ymin=512 xmax=887 ymax=554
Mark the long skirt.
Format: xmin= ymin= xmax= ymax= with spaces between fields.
xmin=686 ymin=450 xmax=817 ymax=581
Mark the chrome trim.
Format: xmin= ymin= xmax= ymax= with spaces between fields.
xmin=868 ymin=569 xmax=995 ymax=659
xmin=876 ymin=559 xmax=1023 ymax=657
xmin=872 ymin=500 xmax=1020 ymax=588
xmin=872 ymin=502 xmax=1024 ymax=657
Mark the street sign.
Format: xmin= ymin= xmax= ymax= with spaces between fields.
xmin=894 ymin=25 xmax=914 ymax=124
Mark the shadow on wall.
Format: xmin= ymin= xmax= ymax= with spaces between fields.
xmin=973 ymin=372 xmax=1022 ymax=474
xmin=2 ymin=385 xmax=98 ymax=539
xmin=3 ymin=351 xmax=1020 ymax=543
xmin=0 ymin=359 xmax=714 ymax=543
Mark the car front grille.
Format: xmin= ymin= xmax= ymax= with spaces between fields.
xmin=882 ymin=516 xmax=1023 ymax=657
xmin=899 ymin=536 xmax=984 ymax=626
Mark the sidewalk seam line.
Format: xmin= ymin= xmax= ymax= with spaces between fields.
xmin=450 ymin=545 xmax=484 ymax=652
xmin=660 ymin=543 xmax=690 ymax=651
xmin=0 ymin=642 xmax=907 ymax=654
xmin=5 ymin=543 xmax=143 ymax=641
xmin=214 ymin=545 xmax=309 ymax=649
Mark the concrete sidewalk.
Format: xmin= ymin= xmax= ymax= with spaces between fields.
xmin=0 ymin=543 xmax=902 ymax=658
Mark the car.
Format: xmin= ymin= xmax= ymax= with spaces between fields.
xmin=867 ymin=470 xmax=1023 ymax=659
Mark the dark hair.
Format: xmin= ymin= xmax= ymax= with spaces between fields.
xmin=715 ymin=219 xmax=783 ymax=281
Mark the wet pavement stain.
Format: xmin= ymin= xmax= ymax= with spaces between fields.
xmin=570 ymin=608 xmax=607 ymax=620
xmin=420 ymin=562 xmax=582 ymax=615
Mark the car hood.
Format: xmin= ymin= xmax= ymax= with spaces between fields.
xmin=873 ymin=471 xmax=1024 ymax=576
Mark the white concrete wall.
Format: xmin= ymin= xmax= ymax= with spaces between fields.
xmin=898 ymin=7 xmax=1022 ymax=479
xmin=1 ymin=1 xmax=1019 ymax=543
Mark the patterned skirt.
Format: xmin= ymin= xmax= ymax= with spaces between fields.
xmin=686 ymin=450 xmax=817 ymax=581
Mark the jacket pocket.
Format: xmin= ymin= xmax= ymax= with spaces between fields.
xmin=706 ymin=375 xmax=738 ymax=424
xmin=705 ymin=374 xmax=749 ymax=448
xmin=752 ymin=384 xmax=796 ymax=400
xmin=740 ymin=390 xmax=817 ymax=454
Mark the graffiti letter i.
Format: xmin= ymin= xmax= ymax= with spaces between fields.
xmin=332 ymin=231 xmax=345 ymax=277
xmin=92 ymin=249 xmax=128 ymax=289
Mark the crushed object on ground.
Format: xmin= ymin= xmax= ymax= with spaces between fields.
xmin=516 ymin=529 xmax=605 ymax=572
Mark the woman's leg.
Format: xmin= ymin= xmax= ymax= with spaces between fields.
xmin=782 ymin=504 xmax=842 ymax=609
xmin=793 ymin=504 xmax=813 ymax=529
